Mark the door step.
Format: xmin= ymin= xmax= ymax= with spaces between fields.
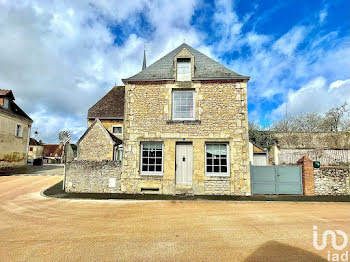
xmin=175 ymin=185 xmax=193 ymax=195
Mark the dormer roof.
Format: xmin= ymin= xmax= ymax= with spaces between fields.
xmin=123 ymin=43 xmax=249 ymax=83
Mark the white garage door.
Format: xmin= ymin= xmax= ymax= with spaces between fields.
xmin=253 ymin=154 xmax=267 ymax=166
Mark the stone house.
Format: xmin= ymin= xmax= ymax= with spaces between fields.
xmin=68 ymin=43 xmax=250 ymax=195
xmin=78 ymin=118 xmax=122 ymax=161
xmin=28 ymin=138 xmax=44 ymax=161
xmin=0 ymin=89 xmax=33 ymax=169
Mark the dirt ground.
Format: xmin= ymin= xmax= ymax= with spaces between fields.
xmin=0 ymin=173 xmax=349 ymax=261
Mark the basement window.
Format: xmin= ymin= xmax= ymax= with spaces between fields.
xmin=177 ymin=58 xmax=191 ymax=81
xmin=140 ymin=142 xmax=163 ymax=175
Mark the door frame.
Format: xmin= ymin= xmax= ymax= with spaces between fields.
xmin=175 ymin=142 xmax=193 ymax=186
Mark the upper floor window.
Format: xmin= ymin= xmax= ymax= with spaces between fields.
xmin=3 ymin=98 xmax=9 ymax=109
xmin=177 ymin=58 xmax=191 ymax=81
xmin=172 ymin=91 xmax=195 ymax=120
xmin=113 ymin=126 xmax=122 ymax=134
xmin=15 ymin=124 xmax=23 ymax=138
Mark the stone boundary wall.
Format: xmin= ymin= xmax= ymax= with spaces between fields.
xmin=279 ymin=149 xmax=350 ymax=165
xmin=274 ymin=132 xmax=350 ymax=149
xmin=314 ymin=166 xmax=350 ymax=195
xmin=64 ymin=160 xmax=122 ymax=193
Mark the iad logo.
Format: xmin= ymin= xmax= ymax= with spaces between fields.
xmin=313 ymin=225 xmax=349 ymax=261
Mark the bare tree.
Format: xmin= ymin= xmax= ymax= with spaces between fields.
xmin=321 ymin=102 xmax=348 ymax=131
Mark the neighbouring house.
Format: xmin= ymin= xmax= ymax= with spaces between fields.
xmin=77 ymin=118 xmax=122 ymax=161
xmin=66 ymin=43 xmax=251 ymax=196
xmin=43 ymin=143 xmax=75 ymax=164
xmin=269 ymin=132 xmax=350 ymax=165
xmin=249 ymin=142 xmax=268 ymax=166
xmin=0 ymin=89 xmax=33 ymax=169
xmin=87 ymin=86 xmax=124 ymax=140
xmin=28 ymin=138 xmax=44 ymax=161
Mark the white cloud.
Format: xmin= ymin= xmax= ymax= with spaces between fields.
xmin=319 ymin=6 xmax=328 ymax=24
xmin=0 ymin=0 xmax=201 ymax=143
xmin=272 ymin=77 xmax=350 ymax=119
xmin=0 ymin=0 xmax=348 ymax=142
xmin=272 ymin=26 xmax=309 ymax=56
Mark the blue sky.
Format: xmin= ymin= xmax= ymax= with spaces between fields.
xmin=0 ymin=0 xmax=349 ymax=143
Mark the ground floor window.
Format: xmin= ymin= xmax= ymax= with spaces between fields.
xmin=205 ymin=143 xmax=229 ymax=176
xmin=141 ymin=142 xmax=163 ymax=174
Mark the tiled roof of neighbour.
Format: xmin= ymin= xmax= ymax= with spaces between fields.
xmin=29 ymin=138 xmax=43 ymax=146
xmin=87 ymin=86 xmax=125 ymax=119
xmin=0 ymin=89 xmax=15 ymax=100
xmin=0 ymin=101 xmax=33 ymax=122
xmin=123 ymin=43 xmax=249 ymax=82
xmin=43 ymin=144 xmax=63 ymax=158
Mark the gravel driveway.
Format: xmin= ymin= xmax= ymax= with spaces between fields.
xmin=0 ymin=175 xmax=349 ymax=261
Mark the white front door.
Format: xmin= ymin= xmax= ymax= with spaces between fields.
xmin=176 ymin=143 xmax=193 ymax=186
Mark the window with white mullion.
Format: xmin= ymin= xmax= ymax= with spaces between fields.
xmin=141 ymin=142 xmax=163 ymax=174
xmin=172 ymin=91 xmax=195 ymax=120
xmin=206 ymin=143 xmax=229 ymax=175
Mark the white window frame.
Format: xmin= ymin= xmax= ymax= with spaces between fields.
xmin=15 ymin=124 xmax=23 ymax=138
xmin=140 ymin=142 xmax=164 ymax=176
xmin=172 ymin=90 xmax=195 ymax=121
xmin=112 ymin=126 xmax=122 ymax=135
xmin=205 ymin=142 xmax=230 ymax=177
xmin=177 ymin=58 xmax=191 ymax=81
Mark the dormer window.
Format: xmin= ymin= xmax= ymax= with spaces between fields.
xmin=177 ymin=58 xmax=191 ymax=81
xmin=3 ymin=98 xmax=9 ymax=109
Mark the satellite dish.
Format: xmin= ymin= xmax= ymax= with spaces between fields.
xmin=59 ymin=130 xmax=71 ymax=144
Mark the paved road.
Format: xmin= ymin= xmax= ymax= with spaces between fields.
xmin=0 ymin=164 xmax=64 ymax=176
xmin=0 ymin=175 xmax=349 ymax=261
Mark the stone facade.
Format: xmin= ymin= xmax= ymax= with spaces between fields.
xmin=88 ymin=119 xmax=123 ymax=140
xmin=0 ymin=111 xmax=31 ymax=169
xmin=78 ymin=120 xmax=115 ymax=160
xmin=314 ymin=166 xmax=350 ymax=195
xmin=122 ymin=80 xmax=250 ymax=195
xmin=28 ymin=145 xmax=43 ymax=160
xmin=65 ymin=160 xmax=122 ymax=193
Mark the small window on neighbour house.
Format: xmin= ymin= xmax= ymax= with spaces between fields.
xmin=177 ymin=58 xmax=191 ymax=81
xmin=113 ymin=126 xmax=122 ymax=134
xmin=172 ymin=91 xmax=195 ymax=120
xmin=15 ymin=124 xmax=23 ymax=137
xmin=206 ymin=143 xmax=229 ymax=176
xmin=3 ymin=98 xmax=9 ymax=109
xmin=114 ymin=145 xmax=123 ymax=161
xmin=141 ymin=142 xmax=163 ymax=174
xmin=29 ymin=147 xmax=33 ymax=152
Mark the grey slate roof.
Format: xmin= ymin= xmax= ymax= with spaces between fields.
xmin=123 ymin=43 xmax=249 ymax=82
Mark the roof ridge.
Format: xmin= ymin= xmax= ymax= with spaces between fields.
xmin=123 ymin=43 xmax=249 ymax=83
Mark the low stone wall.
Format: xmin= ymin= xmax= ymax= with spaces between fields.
xmin=64 ymin=160 xmax=122 ymax=193
xmin=204 ymin=179 xmax=231 ymax=195
xmin=314 ymin=166 xmax=350 ymax=195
